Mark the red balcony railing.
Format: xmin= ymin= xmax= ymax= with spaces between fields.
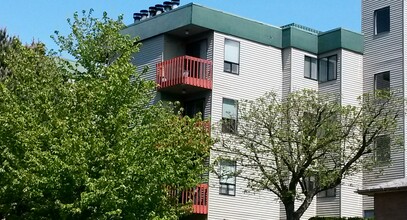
xmin=169 ymin=183 xmax=209 ymax=215
xmin=196 ymin=121 xmax=211 ymax=133
xmin=156 ymin=56 xmax=212 ymax=90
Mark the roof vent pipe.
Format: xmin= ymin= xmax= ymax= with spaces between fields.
xmin=155 ymin=4 xmax=164 ymax=15
xmin=133 ymin=13 xmax=142 ymax=23
xmin=163 ymin=1 xmax=172 ymax=11
xmin=171 ymin=0 xmax=180 ymax=9
xmin=149 ymin=6 xmax=157 ymax=17
xmin=140 ymin=10 xmax=149 ymax=20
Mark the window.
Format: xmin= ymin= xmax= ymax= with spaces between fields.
xmin=222 ymin=98 xmax=238 ymax=133
xmin=219 ymin=160 xmax=236 ymax=196
xmin=374 ymin=7 xmax=390 ymax=35
xmin=318 ymin=55 xmax=337 ymax=82
xmin=364 ymin=210 xmax=375 ymax=218
xmin=374 ymin=135 xmax=390 ymax=163
xmin=374 ymin=71 xmax=390 ymax=91
xmin=318 ymin=187 xmax=336 ymax=198
xmin=224 ymin=39 xmax=240 ymax=74
xmin=304 ymin=56 xmax=317 ymax=80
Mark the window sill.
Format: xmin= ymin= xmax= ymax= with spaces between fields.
xmin=318 ymin=79 xmax=337 ymax=84
xmin=304 ymin=76 xmax=318 ymax=81
xmin=373 ymin=31 xmax=390 ymax=38
xmin=223 ymin=70 xmax=239 ymax=75
xmin=219 ymin=192 xmax=236 ymax=196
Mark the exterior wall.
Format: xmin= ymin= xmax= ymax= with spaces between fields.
xmin=374 ymin=191 xmax=407 ymax=220
xmin=340 ymin=50 xmax=364 ymax=217
xmin=132 ymin=35 xmax=165 ymax=103
xmin=404 ymin=0 xmax=407 ymax=181
xmin=282 ymin=48 xmax=292 ymax=98
xmin=290 ymin=48 xmax=319 ymax=92
xmin=279 ymin=48 xmax=318 ymax=219
xmin=281 ymin=48 xmax=318 ymax=98
xmin=316 ymin=186 xmax=341 ymax=217
xmin=129 ymin=5 xmax=369 ymax=220
xmin=362 ymin=0 xmax=405 ymax=212
xmin=316 ymin=49 xmax=341 ymax=217
xmin=207 ymin=32 xmax=282 ymax=220
xmin=318 ymin=50 xmax=342 ymax=96
xmin=164 ymin=35 xmax=185 ymax=60
xmin=133 ymin=35 xmax=165 ymax=81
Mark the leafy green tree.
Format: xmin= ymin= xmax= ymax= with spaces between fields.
xmin=0 ymin=11 xmax=211 ymax=219
xmin=213 ymin=89 xmax=402 ymax=220
xmin=0 ymin=29 xmax=14 ymax=79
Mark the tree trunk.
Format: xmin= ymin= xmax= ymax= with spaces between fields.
xmin=294 ymin=194 xmax=314 ymax=220
xmin=284 ymin=200 xmax=297 ymax=220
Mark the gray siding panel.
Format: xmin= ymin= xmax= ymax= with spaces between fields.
xmin=132 ymin=35 xmax=164 ymax=104
xmin=362 ymin=0 xmax=405 ymax=212
xmin=318 ymin=50 xmax=342 ymax=97
xmin=316 ymin=186 xmax=341 ymax=217
xmin=132 ymin=35 xmax=164 ymax=81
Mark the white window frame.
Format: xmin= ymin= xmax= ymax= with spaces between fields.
xmin=224 ymin=39 xmax=240 ymax=74
xmin=318 ymin=55 xmax=337 ymax=83
xmin=219 ymin=160 xmax=236 ymax=196
xmin=304 ymin=56 xmax=318 ymax=80
xmin=222 ymin=98 xmax=238 ymax=133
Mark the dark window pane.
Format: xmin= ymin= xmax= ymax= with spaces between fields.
xmin=310 ymin=58 xmax=317 ymax=80
xmin=375 ymin=7 xmax=390 ymax=34
xmin=328 ymin=56 xmax=337 ymax=80
xmin=220 ymin=185 xmax=228 ymax=194
xmin=319 ymin=58 xmax=328 ymax=82
xmin=224 ymin=62 xmax=231 ymax=73
xmin=231 ymin=63 xmax=239 ymax=74
xmin=375 ymin=71 xmax=390 ymax=91
xmin=375 ymin=135 xmax=391 ymax=162
xmin=364 ymin=210 xmax=375 ymax=218
xmin=318 ymin=187 xmax=336 ymax=198
xmin=326 ymin=188 xmax=336 ymax=197
xmin=304 ymin=56 xmax=311 ymax=78
xmin=228 ymin=185 xmax=235 ymax=195
xmin=222 ymin=118 xmax=237 ymax=133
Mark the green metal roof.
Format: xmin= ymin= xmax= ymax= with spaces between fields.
xmin=123 ymin=3 xmax=363 ymax=54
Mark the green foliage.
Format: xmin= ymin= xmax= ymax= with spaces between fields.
xmin=214 ymin=89 xmax=401 ymax=220
xmin=0 ymin=29 xmax=15 ymax=79
xmin=0 ymin=11 xmax=211 ymax=219
xmin=309 ymin=217 xmax=372 ymax=220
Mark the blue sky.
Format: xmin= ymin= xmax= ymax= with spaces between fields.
xmin=0 ymin=0 xmax=361 ymax=55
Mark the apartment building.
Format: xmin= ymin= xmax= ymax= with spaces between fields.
xmin=361 ymin=0 xmax=407 ymax=218
xmin=122 ymin=1 xmax=404 ymax=219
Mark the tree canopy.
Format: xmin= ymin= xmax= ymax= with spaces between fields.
xmin=213 ymin=89 xmax=402 ymax=220
xmin=0 ymin=11 xmax=211 ymax=219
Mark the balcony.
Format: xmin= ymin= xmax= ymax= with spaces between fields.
xmin=156 ymin=56 xmax=212 ymax=94
xmin=169 ymin=183 xmax=209 ymax=215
